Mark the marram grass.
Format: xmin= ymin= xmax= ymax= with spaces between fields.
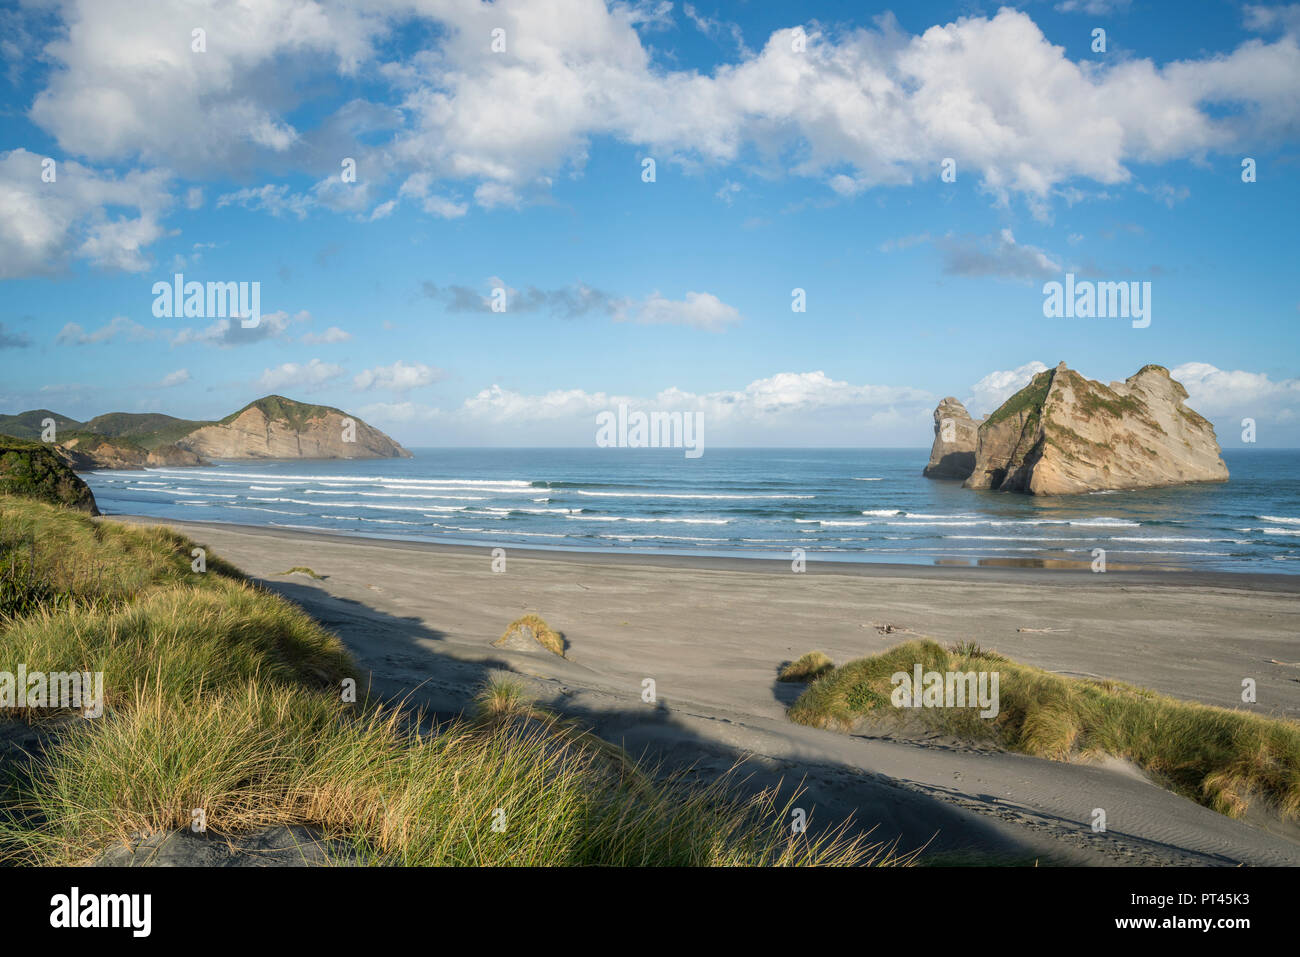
xmin=788 ymin=639 xmax=1300 ymax=821
xmin=0 ymin=496 xmax=896 ymax=866
xmin=494 ymin=613 xmax=565 ymax=657
xmin=778 ymin=651 xmax=834 ymax=683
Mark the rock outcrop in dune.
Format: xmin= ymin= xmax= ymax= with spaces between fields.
xmin=922 ymin=397 xmax=978 ymax=480
xmin=962 ymin=362 xmax=1228 ymax=495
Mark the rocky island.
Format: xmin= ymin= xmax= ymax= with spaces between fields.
xmin=923 ymin=362 xmax=1228 ymax=495
xmin=0 ymin=395 xmax=410 ymax=472
xmin=922 ymin=397 xmax=978 ymax=479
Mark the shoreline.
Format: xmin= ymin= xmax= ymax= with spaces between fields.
xmin=108 ymin=512 xmax=1300 ymax=864
xmin=110 ymin=512 xmax=1300 ymax=593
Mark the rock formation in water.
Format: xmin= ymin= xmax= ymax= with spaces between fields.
xmin=922 ymin=397 xmax=978 ymax=480
xmin=175 ymin=396 xmax=411 ymax=460
xmin=962 ymin=362 xmax=1228 ymax=495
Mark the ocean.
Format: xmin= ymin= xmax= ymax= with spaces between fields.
xmin=83 ymin=448 xmax=1300 ymax=574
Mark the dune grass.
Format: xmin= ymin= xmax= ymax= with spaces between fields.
xmin=279 ymin=566 xmax=325 ymax=579
xmin=494 ymin=614 xmax=565 ymax=657
xmin=788 ymin=639 xmax=1300 ymax=821
xmin=0 ymin=497 xmax=890 ymax=866
xmin=778 ymin=651 xmax=834 ymax=683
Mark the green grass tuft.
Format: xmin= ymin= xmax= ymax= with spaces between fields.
xmin=778 ymin=651 xmax=835 ymax=683
xmin=0 ymin=496 xmax=892 ymax=867
xmin=788 ymin=639 xmax=1300 ymax=821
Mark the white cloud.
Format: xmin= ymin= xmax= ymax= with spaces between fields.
xmin=257 ymin=359 xmax=344 ymax=392
xmin=300 ymin=326 xmax=352 ymax=345
xmin=966 ymin=361 xmax=1050 ymax=417
xmin=457 ymin=371 xmax=935 ymax=434
xmin=158 ymin=368 xmax=191 ymax=387
xmin=635 ymin=291 xmax=742 ymax=330
xmin=353 ymin=360 xmax=443 ymax=393
xmin=939 ymin=230 xmax=1061 ymax=280
xmin=170 ymin=310 xmax=300 ymax=347
xmin=386 ymin=4 xmax=1300 ymax=212
xmin=28 ymin=0 xmax=382 ymax=171
xmin=216 ymin=184 xmax=313 ymax=220
xmin=56 ymin=316 xmax=155 ymax=346
xmin=1171 ymin=362 xmax=1300 ymax=424
xmin=19 ymin=2 xmax=1298 ymax=237
xmin=0 ymin=148 xmax=171 ymax=276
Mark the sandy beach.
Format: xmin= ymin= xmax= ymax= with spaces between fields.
xmin=120 ymin=515 xmax=1300 ymax=866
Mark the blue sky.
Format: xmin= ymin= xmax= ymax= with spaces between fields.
xmin=1 ymin=0 xmax=1298 ymax=447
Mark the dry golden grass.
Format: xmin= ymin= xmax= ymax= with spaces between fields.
xmin=494 ymin=614 xmax=565 ymax=657
xmin=778 ymin=651 xmax=834 ymax=683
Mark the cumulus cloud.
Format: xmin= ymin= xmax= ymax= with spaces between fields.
xmin=258 ymin=358 xmax=345 ymax=392
xmin=170 ymin=310 xmax=303 ymax=347
xmin=1172 ymin=362 xmax=1300 ymax=425
xmin=11 ymin=1 xmax=1298 ymax=253
xmin=28 ymin=0 xmax=382 ymax=172
xmin=0 ymin=148 xmax=171 ymax=276
xmin=453 ymin=370 xmax=930 ymax=425
xmin=635 ymin=291 xmax=742 ymax=330
xmin=158 ymin=368 xmax=191 ymax=387
xmin=375 ymin=370 xmax=935 ymax=446
xmin=353 ymin=360 xmax=443 ymax=393
xmin=966 ymin=361 xmax=1050 ymax=417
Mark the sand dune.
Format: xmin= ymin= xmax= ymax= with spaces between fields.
xmin=120 ymin=516 xmax=1300 ymax=866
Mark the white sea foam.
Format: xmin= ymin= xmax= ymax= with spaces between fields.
xmin=574 ymin=490 xmax=813 ymax=500
xmin=565 ymin=515 xmax=729 ymax=525
xmin=1260 ymin=515 xmax=1300 ymax=526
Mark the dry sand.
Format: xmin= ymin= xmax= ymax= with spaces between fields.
xmin=121 ymin=516 xmax=1300 ymax=866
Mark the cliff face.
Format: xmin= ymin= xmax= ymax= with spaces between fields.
xmin=922 ymin=397 xmax=978 ymax=480
xmin=55 ymin=434 xmax=207 ymax=470
xmin=175 ymin=398 xmax=411 ymax=460
xmin=0 ymin=396 xmax=410 ymax=470
xmin=963 ymin=362 xmax=1228 ymax=495
xmin=0 ymin=438 xmax=99 ymax=514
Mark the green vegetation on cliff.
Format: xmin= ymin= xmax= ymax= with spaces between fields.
xmin=220 ymin=395 xmax=343 ymax=431
xmin=83 ymin=412 xmax=211 ymax=450
xmin=0 ymin=411 xmax=84 ymax=442
xmin=0 ymin=438 xmax=98 ymax=514
xmin=984 ymin=370 xmax=1052 ymax=429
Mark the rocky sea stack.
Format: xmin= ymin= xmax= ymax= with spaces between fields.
xmin=955 ymin=362 xmax=1228 ymax=495
xmin=922 ymin=397 xmax=978 ymax=479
